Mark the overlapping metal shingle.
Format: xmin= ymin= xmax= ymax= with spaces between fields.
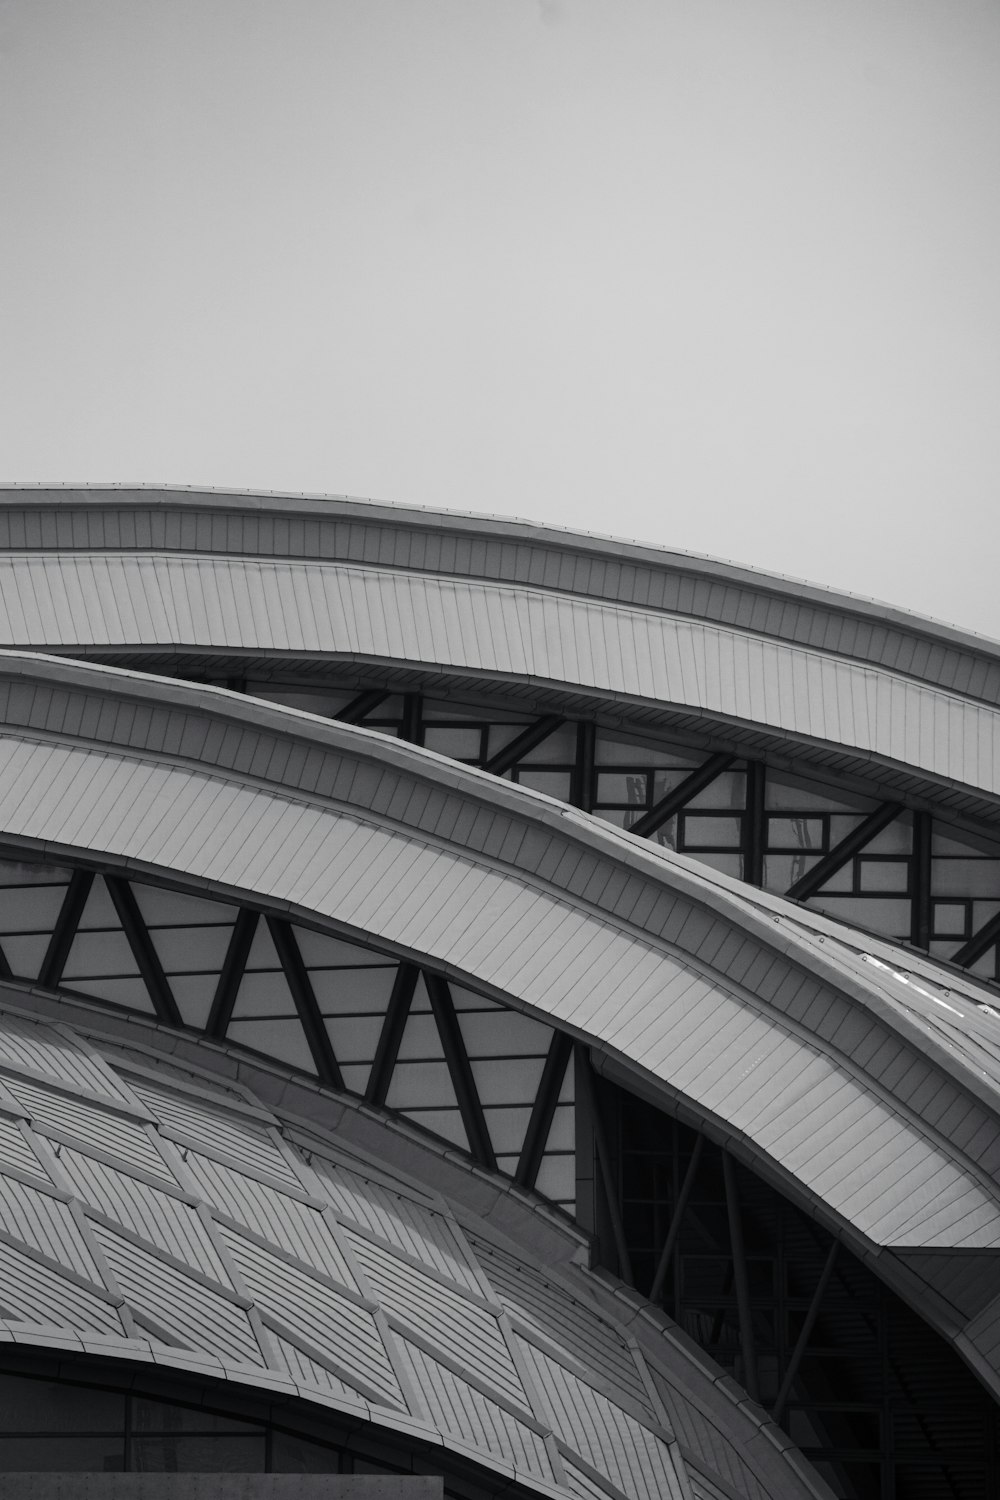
xmin=0 ymin=999 xmax=816 ymax=1498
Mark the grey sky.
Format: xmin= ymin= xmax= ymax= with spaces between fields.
xmin=2 ymin=0 xmax=998 ymax=637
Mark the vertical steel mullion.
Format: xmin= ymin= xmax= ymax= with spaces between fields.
xmin=574 ymin=721 xmax=596 ymax=812
xmin=723 ymin=1150 xmax=760 ymax=1402
xmin=400 ymin=693 xmax=422 ymax=744
xmin=424 ymin=971 xmax=496 ymax=1171
xmin=911 ymin=811 xmax=933 ymax=951
xmin=577 ymin=1054 xmax=633 ymax=1286
xmin=743 ymin=761 xmax=766 ymax=888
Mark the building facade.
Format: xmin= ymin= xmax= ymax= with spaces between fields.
xmin=0 ymin=488 xmax=997 ymax=1498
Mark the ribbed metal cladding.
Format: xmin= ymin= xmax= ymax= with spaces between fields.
xmin=0 ymin=998 xmax=822 ymax=1500
xmin=0 ymin=552 xmax=993 ymax=797
xmin=0 ymin=488 xmax=997 ymax=707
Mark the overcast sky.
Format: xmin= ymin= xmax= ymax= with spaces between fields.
xmin=1 ymin=1 xmax=998 ymax=637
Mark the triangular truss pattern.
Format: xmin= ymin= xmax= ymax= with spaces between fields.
xmin=0 ymin=855 xmax=583 ymax=1200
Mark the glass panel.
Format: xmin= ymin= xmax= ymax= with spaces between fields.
xmin=863 ymin=815 xmax=913 ymax=855
xmin=649 ymin=817 xmax=679 ymax=851
xmin=293 ymin=927 xmax=388 ymax=966
xmin=386 ymin=1060 xmax=455 ymax=1109
xmin=684 ymin=772 xmax=746 ymax=810
xmin=133 ymin=1397 xmax=263 ymax=1432
xmin=406 ymin=1108 xmax=468 ymax=1150
xmin=324 ymin=1014 xmax=384 ymax=1065
xmin=932 ymin=860 xmax=1000 ymax=898
xmin=149 ymin=926 xmax=233 ymax=973
xmin=450 ymin=985 xmax=502 ymax=1011
xmin=0 ymin=1435 xmax=124 ymax=1470
xmin=69 ymin=977 xmax=156 ymax=1012
xmin=482 ymin=1105 xmax=533 ymax=1155
xmin=458 ymin=1010 xmax=553 ymax=1057
xmin=594 ymin=732 xmax=698 ymax=768
xmin=515 ymin=770 xmax=572 ymax=800
xmin=767 ymin=817 xmax=824 ymax=850
xmin=0 ymin=1373 xmax=124 ymax=1431
xmin=763 ymin=854 xmax=822 ymax=893
xmin=0 ymin=859 xmax=72 ymax=886
xmin=62 ymin=931 xmax=139 ymax=979
xmin=131 ymin=1433 xmax=267 ymax=1471
xmin=765 ymin=771 xmax=875 ymax=814
xmin=1 ymin=933 xmax=51 ymax=979
xmin=421 ymin=726 xmax=482 ymax=760
xmin=813 ymin=862 xmax=854 ymax=893
xmin=244 ymin=922 xmax=282 ymax=970
xmin=595 ymin=772 xmax=649 ymax=806
xmin=0 ymin=885 xmax=66 ymax=932
xmin=132 ymin=885 xmax=239 ymax=927
xmin=471 ymin=1056 xmax=546 ymax=1106
xmin=271 ymin=1430 xmax=341 ymax=1473
xmin=516 ymin=725 xmax=578 ymax=763
xmin=534 ymin=1154 xmax=575 ymax=1205
xmin=226 ymin=1018 xmax=315 ymax=1073
xmin=76 ymin=877 xmax=122 ymax=929
xmin=543 ymin=1100 xmax=575 ymax=1150
xmin=486 ymin=723 xmax=532 ymax=756
xmin=932 ymin=903 xmax=968 ymax=938
xmin=682 ymin=816 xmax=742 ymax=848
xmin=229 ymin=972 xmax=297 ymax=1017
xmin=170 ymin=975 xmax=219 ymax=1029
xmin=395 ymin=1014 xmax=443 ymax=1061
xmin=858 ymin=860 xmax=910 ymax=894
xmin=650 ymin=770 xmax=695 ymax=803
xmin=310 ymin=966 xmax=398 ymax=1014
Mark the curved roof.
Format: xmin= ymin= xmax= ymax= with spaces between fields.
xmin=0 ymin=991 xmax=824 ymax=1500
xmin=0 ymin=488 xmax=996 ymax=825
xmin=0 ymin=652 xmax=998 ymax=1394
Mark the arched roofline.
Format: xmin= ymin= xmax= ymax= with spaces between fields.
xmin=0 ymin=651 xmax=998 ymax=1264
xmin=0 ymin=484 xmax=997 ymax=701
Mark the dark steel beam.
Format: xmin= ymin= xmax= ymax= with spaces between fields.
xmin=367 ymin=963 xmax=419 ymax=1109
xmin=400 ymin=693 xmax=422 ymax=744
xmin=573 ymin=721 xmax=596 ymax=812
xmin=743 ymin=761 xmax=766 ymax=888
xmin=772 ymin=1240 xmax=839 ymax=1424
xmin=38 ymin=870 xmax=93 ymax=990
xmin=786 ymin=802 xmax=901 ymax=901
xmin=649 ymin=1135 xmax=703 ymax=1304
xmin=481 ymin=715 xmax=565 ymax=777
xmin=105 ymin=876 xmax=183 ymax=1028
xmin=267 ymin=917 xmax=344 ymax=1091
xmin=629 ymin=753 xmax=734 ymax=840
xmin=577 ymin=1053 xmax=633 ymax=1286
xmin=335 ymin=689 xmax=388 ymax=725
xmin=910 ymin=811 xmax=932 ymax=951
xmin=515 ymin=1030 xmax=573 ymax=1189
xmin=424 ymin=971 xmax=496 ymax=1171
xmin=722 ymin=1150 xmax=760 ymax=1402
xmin=206 ymin=909 xmax=259 ymax=1038
xmin=954 ymin=908 xmax=1000 ymax=970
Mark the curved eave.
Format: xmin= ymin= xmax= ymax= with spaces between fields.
xmin=0 ymin=552 xmax=995 ymax=823
xmin=0 ymin=485 xmax=998 ymax=702
xmin=0 ymin=651 xmax=997 ymax=1266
